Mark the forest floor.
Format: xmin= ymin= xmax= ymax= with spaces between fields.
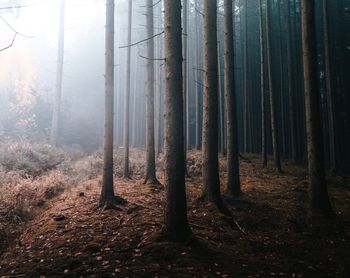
xmin=0 ymin=150 xmax=349 ymax=277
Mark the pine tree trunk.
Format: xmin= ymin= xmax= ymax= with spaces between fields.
xmin=156 ymin=53 xmax=163 ymax=155
xmin=163 ymin=0 xmax=191 ymax=242
xmin=266 ymin=0 xmax=282 ymax=173
xmin=50 ymin=0 xmax=65 ymax=147
xmin=100 ymin=0 xmax=120 ymax=208
xmin=202 ymin=0 xmax=225 ymax=211
xmin=123 ymin=0 xmax=132 ymax=178
xmin=243 ymin=0 xmax=248 ymax=153
xmin=218 ymin=41 xmax=224 ymax=155
xmin=194 ymin=0 xmax=201 ymax=151
xmin=258 ymin=0 xmax=267 ymax=167
xmin=322 ymin=0 xmax=336 ymax=172
xmin=300 ymin=0 xmax=332 ymax=215
xmin=131 ymin=57 xmax=139 ymax=147
xmin=144 ymin=0 xmax=160 ymax=185
xmin=224 ymin=0 xmax=241 ymax=196
xmin=182 ymin=0 xmax=189 ymax=174
xmin=277 ymin=1 xmax=286 ymax=158
xmin=286 ymin=0 xmax=297 ymax=162
xmin=155 ymin=1 xmax=163 ymax=156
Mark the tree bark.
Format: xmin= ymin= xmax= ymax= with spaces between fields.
xmin=183 ymin=0 xmax=189 ymax=175
xmin=322 ymin=0 xmax=336 ymax=172
xmin=194 ymin=0 xmax=201 ymax=151
xmin=144 ymin=0 xmax=160 ymax=185
xmin=163 ymin=0 xmax=191 ymax=242
xmin=50 ymin=0 xmax=65 ymax=147
xmin=286 ymin=0 xmax=297 ymax=162
xmin=266 ymin=0 xmax=282 ymax=173
xmin=277 ymin=1 xmax=286 ymax=158
xmin=300 ymin=0 xmax=332 ymax=215
xmin=224 ymin=0 xmax=241 ymax=196
xmin=156 ymin=4 xmax=164 ymax=156
xmin=100 ymin=0 xmax=124 ymax=208
xmin=123 ymin=0 xmax=132 ymax=178
xmin=243 ymin=0 xmax=248 ymax=153
xmin=202 ymin=0 xmax=225 ymax=211
xmin=258 ymin=0 xmax=267 ymax=167
xmin=218 ymin=41 xmax=226 ymax=156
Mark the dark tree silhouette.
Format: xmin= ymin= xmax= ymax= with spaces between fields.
xmin=201 ymin=0 xmax=225 ymax=212
xmin=144 ymin=0 xmax=160 ymax=185
xmin=163 ymin=0 xmax=191 ymax=242
xmin=300 ymin=0 xmax=333 ymax=216
xmin=224 ymin=0 xmax=241 ymax=196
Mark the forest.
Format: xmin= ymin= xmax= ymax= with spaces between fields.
xmin=0 ymin=0 xmax=349 ymax=277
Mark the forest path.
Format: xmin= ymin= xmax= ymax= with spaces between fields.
xmin=0 ymin=157 xmax=349 ymax=277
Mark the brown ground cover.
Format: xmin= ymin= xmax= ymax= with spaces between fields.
xmin=0 ymin=151 xmax=349 ymax=277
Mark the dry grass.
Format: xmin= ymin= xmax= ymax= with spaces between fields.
xmin=0 ymin=142 xmax=82 ymax=253
xmin=0 ymin=145 xmax=152 ymax=254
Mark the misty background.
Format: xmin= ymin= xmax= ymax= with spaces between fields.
xmin=0 ymin=0 xmax=152 ymax=150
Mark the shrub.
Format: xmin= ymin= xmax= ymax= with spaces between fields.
xmin=0 ymin=142 xmax=68 ymax=177
xmin=0 ymin=170 xmax=69 ymax=224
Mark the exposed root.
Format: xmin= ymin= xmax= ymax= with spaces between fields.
xmin=143 ymin=177 xmax=162 ymax=186
xmin=98 ymin=195 xmax=127 ymax=211
xmin=197 ymin=192 xmax=230 ymax=216
xmin=160 ymin=227 xmax=195 ymax=244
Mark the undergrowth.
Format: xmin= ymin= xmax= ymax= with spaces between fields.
xmin=0 ymin=142 xmax=84 ymax=253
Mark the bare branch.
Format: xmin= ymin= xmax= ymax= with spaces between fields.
xmin=195 ymin=7 xmax=204 ymax=17
xmin=193 ymin=67 xmax=205 ymax=72
xmin=0 ymin=15 xmax=34 ymax=38
xmin=0 ymin=4 xmax=30 ymax=10
xmin=0 ymin=33 xmax=16 ymax=52
xmin=119 ymin=31 xmax=164 ymax=49
xmin=151 ymin=0 xmax=162 ymax=7
xmin=195 ymin=80 xmax=206 ymax=88
xmin=139 ymin=53 xmax=165 ymax=61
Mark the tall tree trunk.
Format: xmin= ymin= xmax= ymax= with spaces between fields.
xmin=183 ymin=0 xmax=189 ymax=174
xmin=266 ymin=0 xmax=282 ymax=173
xmin=50 ymin=0 xmax=65 ymax=147
xmin=286 ymin=0 xmax=297 ymax=162
xmin=123 ymin=0 xmax=132 ymax=178
xmin=219 ymin=41 xmax=227 ymax=157
xmin=277 ymin=1 xmax=286 ymax=158
xmin=243 ymin=0 xmax=248 ymax=153
xmin=218 ymin=41 xmax=224 ymax=155
xmin=156 ymin=0 xmax=164 ymax=156
xmin=144 ymin=0 xmax=160 ymax=185
xmin=322 ymin=0 xmax=336 ymax=172
xmin=202 ymin=0 xmax=225 ymax=212
xmin=100 ymin=0 xmax=124 ymax=208
xmin=225 ymin=0 xmax=241 ymax=196
xmin=194 ymin=0 xmax=201 ymax=151
xmin=163 ymin=0 xmax=191 ymax=242
xmin=132 ymin=57 xmax=139 ymax=147
xmin=300 ymin=0 xmax=332 ymax=215
xmin=258 ymin=0 xmax=267 ymax=167
xmin=156 ymin=51 xmax=164 ymax=155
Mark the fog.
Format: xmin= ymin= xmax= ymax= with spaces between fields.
xmin=0 ymin=0 xmax=150 ymax=150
